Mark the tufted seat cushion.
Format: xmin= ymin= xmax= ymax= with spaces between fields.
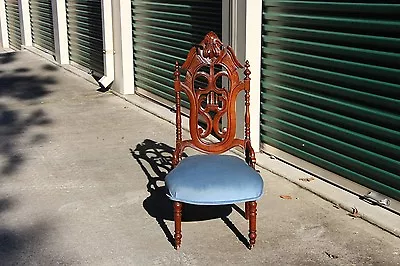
xmin=165 ymin=154 xmax=264 ymax=205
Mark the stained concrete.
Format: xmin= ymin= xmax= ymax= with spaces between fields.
xmin=0 ymin=50 xmax=399 ymax=265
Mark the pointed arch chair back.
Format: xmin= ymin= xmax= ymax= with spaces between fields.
xmin=172 ymin=32 xmax=255 ymax=167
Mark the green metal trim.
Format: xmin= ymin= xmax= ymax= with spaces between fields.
xmin=5 ymin=0 xmax=21 ymax=50
xmin=66 ymin=0 xmax=104 ymax=74
xmin=29 ymin=0 xmax=55 ymax=53
xmin=131 ymin=0 xmax=222 ymax=107
xmin=261 ymin=0 xmax=400 ymax=200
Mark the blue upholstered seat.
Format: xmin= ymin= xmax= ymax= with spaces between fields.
xmin=165 ymin=154 xmax=264 ymax=205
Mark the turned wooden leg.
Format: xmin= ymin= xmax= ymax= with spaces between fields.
xmin=245 ymin=202 xmax=249 ymax=220
xmin=248 ymin=201 xmax=257 ymax=249
xmin=174 ymin=201 xmax=183 ymax=249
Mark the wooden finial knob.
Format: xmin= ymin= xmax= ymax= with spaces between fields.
xmin=244 ymin=60 xmax=251 ymax=80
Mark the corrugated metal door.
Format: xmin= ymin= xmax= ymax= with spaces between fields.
xmin=261 ymin=1 xmax=400 ymax=200
xmin=131 ymin=0 xmax=223 ymax=104
xmin=29 ymin=0 xmax=54 ymax=54
xmin=66 ymin=0 xmax=104 ymax=75
xmin=4 ymin=0 xmax=21 ymax=50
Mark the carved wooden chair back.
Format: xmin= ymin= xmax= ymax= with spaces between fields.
xmin=172 ymin=32 xmax=254 ymax=167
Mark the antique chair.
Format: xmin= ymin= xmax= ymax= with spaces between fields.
xmin=165 ymin=32 xmax=264 ymax=249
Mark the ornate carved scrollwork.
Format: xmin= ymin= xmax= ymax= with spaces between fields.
xmin=197 ymin=32 xmax=223 ymax=59
xmin=174 ymin=32 xmax=253 ymax=155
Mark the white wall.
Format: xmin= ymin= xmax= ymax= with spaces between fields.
xmin=223 ymin=0 xmax=262 ymax=151
xmin=111 ymin=0 xmax=134 ymax=94
xmin=0 ymin=0 xmax=8 ymax=49
xmin=245 ymin=0 xmax=262 ymax=152
xmin=19 ymin=0 xmax=32 ymax=47
xmin=52 ymin=0 xmax=69 ymax=64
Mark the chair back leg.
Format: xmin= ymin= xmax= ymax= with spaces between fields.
xmin=174 ymin=201 xmax=183 ymax=249
xmin=245 ymin=202 xmax=250 ymax=220
xmin=248 ymin=201 xmax=257 ymax=248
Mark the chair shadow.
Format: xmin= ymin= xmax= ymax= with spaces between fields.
xmin=130 ymin=139 xmax=250 ymax=248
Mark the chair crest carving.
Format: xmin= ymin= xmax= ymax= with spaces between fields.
xmin=200 ymin=31 xmax=223 ymax=59
xmin=173 ymin=32 xmax=254 ymax=167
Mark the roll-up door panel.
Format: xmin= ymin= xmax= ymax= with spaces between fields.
xmin=66 ymin=0 xmax=104 ymax=75
xmin=261 ymin=1 xmax=400 ymax=200
xmin=29 ymin=0 xmax=54 ymax=53
xmin=131 ymin=0 xmax=222 ymax=105
xmin=5 ymin=0 xmax=21 ymax=50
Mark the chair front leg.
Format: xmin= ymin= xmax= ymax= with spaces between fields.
xmin=248 ymin=201 xmax=257 ymax=249
xmin=174 ymin=201 xmax=183 ymax=249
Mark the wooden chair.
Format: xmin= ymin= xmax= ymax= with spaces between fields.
xmin=165 ymin=32 xmax=264 ymax=249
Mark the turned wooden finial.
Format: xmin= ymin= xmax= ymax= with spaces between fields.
xmin=244 ymin=60 xmax=251 ymax=80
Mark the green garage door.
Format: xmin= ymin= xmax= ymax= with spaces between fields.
xmin=5 ymin=0 xmax=21 ymax=50
xmin=261 ymin=1 xmax=400 ymax=200
xmin=66 ymin=0 xmax=104 ymax=75
xmin=29 ymin=0 xmax=55 ymax=54
xmin=131 ymin=0 xmax=222 ymax=104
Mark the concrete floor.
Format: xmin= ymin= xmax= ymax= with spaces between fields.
xmin=0 ymin=50 xmax=399 ymax=265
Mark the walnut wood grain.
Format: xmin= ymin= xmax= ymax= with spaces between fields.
xmin=248 ymin=201 xmax=257 ymax=249
xmin=173 ymin=32 xmax=256 ymax=158
xmin=245 ymin=202 xmax=250 ymax=220
xmin=174 ymin=201 xmax=183 ymax=249
xmin=171 ymin=32 xmax=259 ymax=249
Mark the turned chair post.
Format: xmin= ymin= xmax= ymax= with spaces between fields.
xmin=248 ymin=201 xmax=257 ymax=248
xmin=245 ymin=202 xmax=250 ymax=220
xmin=174 ymin=201 xmax=183 ymax=249
xmin=172 ymin=61 xmax=182 ymax=168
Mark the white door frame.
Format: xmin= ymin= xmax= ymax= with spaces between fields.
xmin=19 ymin=0 xmax=32 ymax=47
xmin=110 ymin=0 xmax=134 ymax=94
xmin=223 ymin=0 xmax=262 ymax=151
xmin=0 ymin=0 xmax=9 ymax=49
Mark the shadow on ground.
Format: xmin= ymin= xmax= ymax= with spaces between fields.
xmin=0 ymin=51 xmax=54 ymax=176
xmin=0 ymin=51 xmax=75 ymax=264
xmin=0 ymin=216 xmax=75 ymax=265
xmin=131 ymin=139 xmax=250 ymax=248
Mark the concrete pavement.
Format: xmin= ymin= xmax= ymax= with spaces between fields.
xmin=0 ymin=49 xmax=399 ymax=265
